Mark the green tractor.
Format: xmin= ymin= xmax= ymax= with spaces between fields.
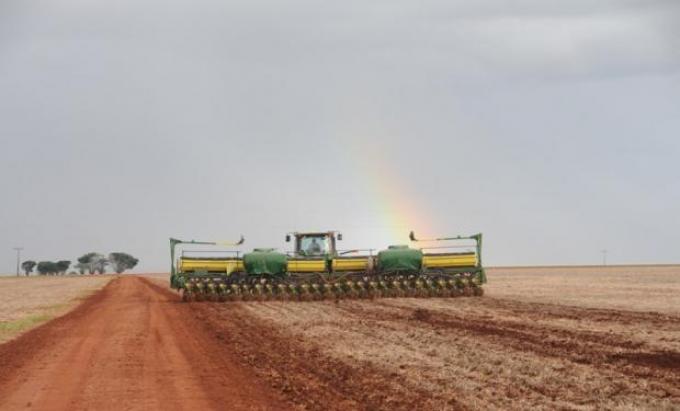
xmin=170 ymin=230 xmax=485 ymax=301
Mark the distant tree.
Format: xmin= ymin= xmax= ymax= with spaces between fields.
xmin=37 ymin=261 xmax=58 ymax=275
xmin=21 ymin=260 xmax=37 ymax=276
xmin=93 ymin=255 xmax=109 ymax=274
xmin=108 ymin=253 xmax=139 ymax=274
xmin=48 ymin=262 xmax=59 ymax=275
xmin=78 ymin=252 xmax=101 ymax=274
xmin=74 ymin=262 xmax=87 ymax=275
xmin=55 ymin=260 xmax=71 ymax=275
xmin=78 ymin=253 xmax=109 ymax=274
xmin=36 ymin=261 xmax=49 ymax=275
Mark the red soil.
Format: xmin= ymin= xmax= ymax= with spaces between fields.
xmin=0 ymin=277 xmax=287 ymax=410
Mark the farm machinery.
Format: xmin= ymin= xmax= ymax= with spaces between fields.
xmin=170 ymin=231 xmax=486 ymax=301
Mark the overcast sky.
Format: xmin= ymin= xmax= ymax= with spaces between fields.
xmin=1 ymin=0 xmax=679 ymax=273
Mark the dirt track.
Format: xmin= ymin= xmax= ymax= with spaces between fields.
xmin=0 ymin=277 xmax=286 ymax=410
xmin=1 ymin=275 xmax=679 ymax=410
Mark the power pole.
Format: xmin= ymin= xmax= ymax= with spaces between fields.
xmin=13 ymin=247 xmax=23 ymax=276
xmin=601 ymin=249 xmax=608 ymax=266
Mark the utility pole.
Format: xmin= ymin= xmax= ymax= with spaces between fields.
xmin=601 ymin=249 xmax=608 ymax=266
xmin=13 ymin=247 xmax=23 ymax=276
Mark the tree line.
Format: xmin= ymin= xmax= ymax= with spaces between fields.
xmin=20 ymin=252 xmax=139 ymax=276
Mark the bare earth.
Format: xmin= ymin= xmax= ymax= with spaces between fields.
xmin=0 ymin=275 xmax=113 ymax=342
xmin=0 ymin=266 xmax=679 ymax=410
xmin=0 ymin=277 xmax=286 ymax=411
xmin=486 ymin=265 xmax=680 ymax=313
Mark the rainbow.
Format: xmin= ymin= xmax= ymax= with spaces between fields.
xmin=339 ymin=135 xmax=433 ymax=249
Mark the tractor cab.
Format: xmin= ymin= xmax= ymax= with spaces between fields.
xmin=287 ymin=231 xmax=341 ymax=257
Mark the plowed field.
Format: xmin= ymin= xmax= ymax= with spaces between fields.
xmin=0 ymin=267 xmax=679 ymax=410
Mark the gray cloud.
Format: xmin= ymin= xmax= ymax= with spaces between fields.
xmin=1 ymin=0 xmax=679 ymax=271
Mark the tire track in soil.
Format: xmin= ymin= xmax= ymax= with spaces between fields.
xmin=183 ymin=298 xmax=465 ymax=411
xmin=350 ymin=300 xmax=680 ymax=396
xmin=262 ymin=298 xmax=680 ymax=408
xmin=477 ymin=298 xmax=680 ymax=328
xmin=305 ymin=299 xmax=680 ymax=405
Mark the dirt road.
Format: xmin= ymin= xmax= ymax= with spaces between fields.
xmin=0 ymin=277 xmax=286 ymax=411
